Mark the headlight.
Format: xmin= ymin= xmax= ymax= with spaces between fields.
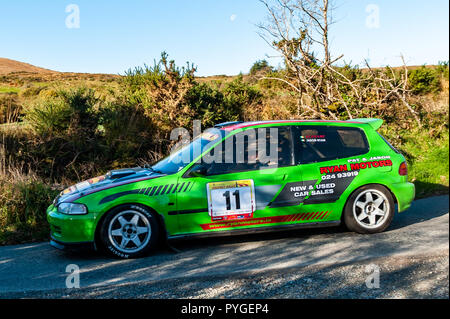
xmin=57 ymin=203 xmax=88 ymax=215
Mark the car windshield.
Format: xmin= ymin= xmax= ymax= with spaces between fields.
xmin=151 ymin=128 xmax=226 ymax=175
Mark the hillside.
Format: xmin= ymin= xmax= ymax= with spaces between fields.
xmin=0 ymin=57 xmax=57 ymax=75
xmin=1 ymin=57 xmax=443 ymax=83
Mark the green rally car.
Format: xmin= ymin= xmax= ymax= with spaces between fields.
xmin=47 ymin=118 xmax=415 ymax=258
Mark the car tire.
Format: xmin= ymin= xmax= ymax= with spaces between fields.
xmin=99 ymin=204 xmax=159 ymax=259
xmin=343 ymin=185 xmax=395 ymax=234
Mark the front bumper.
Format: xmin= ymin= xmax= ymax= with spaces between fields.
xmin=50 ymin=235 xmax=95 ymax=250
xmin=47 ymin=204 xmax=97 ymax=245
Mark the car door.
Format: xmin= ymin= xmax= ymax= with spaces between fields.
xmin=174 ymin=126 xmax=302 ymax=235
xmin=288 ymin=125 xmax=370 ymax=221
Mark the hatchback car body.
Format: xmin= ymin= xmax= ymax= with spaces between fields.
xmin=47 ymin=118 xmax=415 ymax=258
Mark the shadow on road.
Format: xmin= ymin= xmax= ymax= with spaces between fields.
xmin=57 ymin=195 xmax=449 ymax=259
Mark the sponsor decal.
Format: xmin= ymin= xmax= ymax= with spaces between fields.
xmin=200 ymin=211 xmax=331 ymax=230
xmin=301 ymin=135 xmax=326 ymax=143
xmin=319 ymin=165 xmax=348 ymax=174
xmin=271 ymin=170 xmax=358 ymax=207
xmin=350 ymin=159 xmax=392 ymax=170
xmin=348 ymin=155 xmax=391 ymax=163
xmin=320 ymin=159 xmax=392 ymax=174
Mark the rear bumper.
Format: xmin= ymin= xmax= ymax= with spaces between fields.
xmin=391 ymin=182 xmax=415 ymax=212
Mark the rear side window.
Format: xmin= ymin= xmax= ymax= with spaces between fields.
xmin=293 ymin=126 xmax=369 ymax=164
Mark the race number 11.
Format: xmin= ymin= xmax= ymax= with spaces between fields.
xmin=207 ymin=180 xmax=255 ymax=221
xmin=223 ymin=190 xmax=241 ymax=210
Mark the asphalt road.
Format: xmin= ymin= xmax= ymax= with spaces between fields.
xmin=0 ymin=195 xmax=448 ymax=296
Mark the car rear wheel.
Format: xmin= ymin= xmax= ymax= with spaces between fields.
xmin=343 ymin=185 xmax=394 ymax=234
xmin=100 ymin=204 xmax=159 ymax=258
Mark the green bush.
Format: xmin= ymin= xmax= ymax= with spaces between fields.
xmin=436 ymin=61 xmax=449 ymax=79
xmin=408 ymin=66 xmax=441 ymax=94
xmin=99 ymin=102 xmax=155 ymax=162
xmin=222 ymin=76 xmax=262 ymax=112
xmin=185 ymin=83 xmax=228 ymax=127
xmin=25 ymin=87 xmax=99 ymax=138
xmin=0 ymin=175 xmax=60 ymax=245
xmin=185 ymin=82 xmax=246 ymax=128
xmin=250 ymin=60 xmax=273 ymax=75
xmin=18 ymin=87 xmax=105 ymax=180
xmin=19 ymin=85 xmax=46 ymax=98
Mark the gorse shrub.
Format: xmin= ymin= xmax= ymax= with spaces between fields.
xmin=121 ymin=52 xmax=198 ymax=153
xmin=185 ymin=83 xmax=230 ymax=128
xmin=25 ymin=87 xmax=99 ymax=138
xmin=250 ymin=60 xmax=273 ymax=75
xmin=436 ymin=61 xmax=449 ymax=79
xmin=25 ymin=97 xmax=71 ymax=136
xmin=222 ymin=76 xmax=263 ymax=110
xmin=408 ymin=66 xmax=441 ymax=94
xmin=120 ymin=53 xmax=248 ymax=151
xmin=19 ymin=88 xmax=104 ymax=180
xmin=99 ymin=102 xmax=155 ymax=162
xmin=0 ymin=174 xmax=60 ymax=244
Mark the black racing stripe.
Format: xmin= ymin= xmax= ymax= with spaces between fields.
xmin=154 ymin=185 xmax=164 ymax=196
xmin=160 ymin=184 xmax=169 ymax=195
xmin=99 ymin=189 xmax=140 ymax=205
xmin=172 ymin=183 xmax=180 ymax=193
xmin=144 ymin=187 xmax=151 ymax=195
xmin=166 ymin=184 xmax=174 ymax=194
xmin=183 ymin=182 xmax=190 ymax=192
xmin=149 ymin=186 xmax=157 ymax=196
xmin=168 ymin=208 xmax=208 ymax=216
xmin=177 ymin=182 xmax=185 ymax=193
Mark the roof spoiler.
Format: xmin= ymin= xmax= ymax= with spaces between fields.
xmin=349 ymin=118 xmax=383 ymax=130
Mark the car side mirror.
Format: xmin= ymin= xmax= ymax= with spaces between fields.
xmin=189 ymin=164 xmax=208 ymax=177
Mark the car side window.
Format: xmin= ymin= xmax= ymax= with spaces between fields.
xmin=293 ymin=126 xmax=369 ymax=164
xmin=201 ymin=126 xmax=294 ymax=175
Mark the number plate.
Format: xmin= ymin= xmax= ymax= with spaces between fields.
xmin=206 ymin=180 xmax=256 ymax=221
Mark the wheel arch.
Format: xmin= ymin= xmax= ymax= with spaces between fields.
xmin=94 ymin=203 xmax=167 ymax=250
xmin=341 ymin=183 xmax=397 ymax=221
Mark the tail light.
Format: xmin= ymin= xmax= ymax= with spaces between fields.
xmin=399 ymin=161 xmax=408 ymax=176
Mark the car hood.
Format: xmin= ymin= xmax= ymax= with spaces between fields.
xmin=54 ymin=167 xmax=165 ymax=205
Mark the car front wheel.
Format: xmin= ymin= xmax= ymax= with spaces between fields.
xmin=343 ymin=185 xmax=395 ymax=234
xmin=100 ymin=204 xmax=159 ymax=258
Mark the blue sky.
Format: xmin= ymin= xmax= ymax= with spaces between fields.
xmin=0 ymin=0 xmax=448 ymax=76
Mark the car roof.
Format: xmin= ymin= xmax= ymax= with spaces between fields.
xmin=219 ymin=119 xmax=367 ymax=131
